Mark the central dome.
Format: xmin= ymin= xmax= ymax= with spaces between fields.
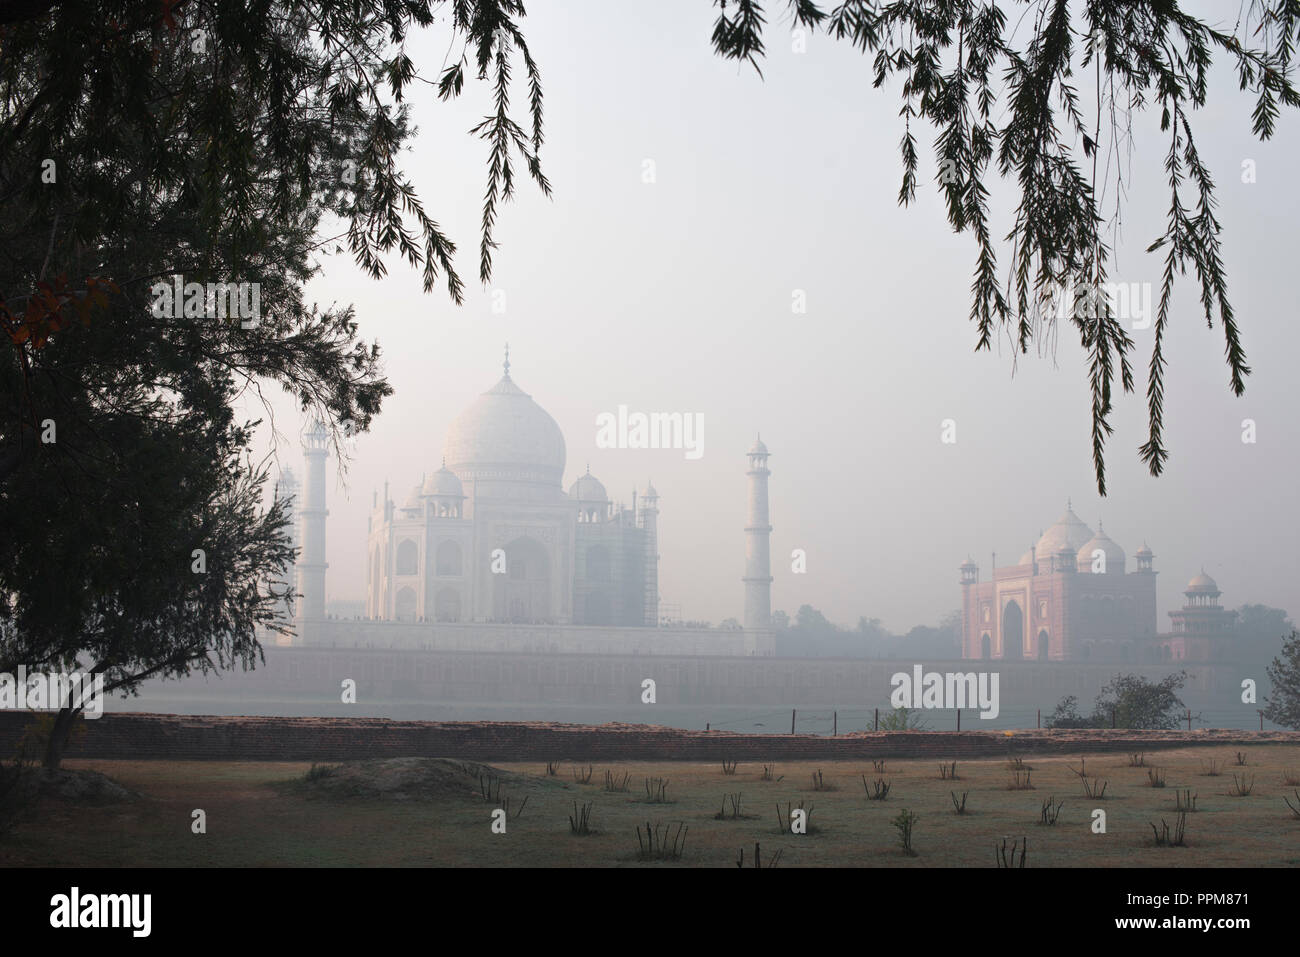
xmin=1035 ymin=504 xmax=1094 ymax=558
xmin=443 ymin=370 xmax=566 ymax=485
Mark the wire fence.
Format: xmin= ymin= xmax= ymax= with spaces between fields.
xmin=697 ymin=707 xmax=1285 ymax=735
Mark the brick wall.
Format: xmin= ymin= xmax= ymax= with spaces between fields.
xmin=0 ymin=711 xmax=1292 ymax=763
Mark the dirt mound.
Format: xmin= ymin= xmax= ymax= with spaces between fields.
xmin=288 ymin=757 xmax=566 ymax=803
xmin=4 ymin=767 xmax=137 ymax=806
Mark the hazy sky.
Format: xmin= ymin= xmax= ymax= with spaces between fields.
xmin=251 ymin=0 xmax=1300 ymax=634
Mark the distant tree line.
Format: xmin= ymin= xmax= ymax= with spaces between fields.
xmin=771 ymin=605 xmax=962 ymax=659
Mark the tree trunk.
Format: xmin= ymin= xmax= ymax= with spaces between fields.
xmin=41 ymin=706 xmax=77 ymax=770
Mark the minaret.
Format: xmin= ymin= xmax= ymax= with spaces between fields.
xmin=274 ymin=468 xmax=301 ymax=626
xmin=640 ymin=482 xmax=660 ymax=626
xmin=743 ymin=435 xmax=772 ymax=631
xmin=296 ymin=421 xmax=329 ymax=644
xmin=959 ymin=557 xmax=978 ymax=657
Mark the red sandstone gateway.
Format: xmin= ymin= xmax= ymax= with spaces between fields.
xmin=959 ymin=504 xmax=1234 ymax=664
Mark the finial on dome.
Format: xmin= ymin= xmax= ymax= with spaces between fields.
xmin=503 ymin=342 xmax=510 ymax=378
xmin=1067 ymin=497 xmax=1072 ymax=509
xmin=585 ymin=462 xmax=590 ymax=475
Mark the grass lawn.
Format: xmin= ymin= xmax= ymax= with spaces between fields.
xmin=4 ymin=745 xmax=1300 ymax=866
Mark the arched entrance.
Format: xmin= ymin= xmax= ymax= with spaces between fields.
xmin=981 ymin=633 xmax=991 ymax=659
xmin=1002 ymin=600 xmax=1024 ymax=659
xmin=493 ymin=536 xmax=551 ymax=622
xmin=1037 ymin=629 xmax=1049 ymax=660
xmin=396 ymin=539 xmax=419 ymax=576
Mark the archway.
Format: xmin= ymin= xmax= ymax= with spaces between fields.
xmin=493 ymin=536 xmax=551 ymax=622
xmin=1002 ymin=600 xmax=1024 ymax=659
xmin=395 ymin=539 xmax=418 ymax=576
xmin=1037 ymin=629 xmax=1049 ymax=661
xmin=981 ymin=633 xmax=991 ymax=659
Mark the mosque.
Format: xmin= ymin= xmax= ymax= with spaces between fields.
xmin=959 ymin=504 xmax=1237 ymax=663
xmin=283 ymin=352 xmax=776 ymax=657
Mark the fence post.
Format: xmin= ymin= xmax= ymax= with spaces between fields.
xmin=833 ymin=711 xmax=837 ymax=736
xmin=874 ymin=707 xmax=879 ymax=732
xmin=1260 ymin=711 xmax=1264 ymax=731
xmin=1186 ymin=709 xmax=1191 ymax=732
xmin=791 ymin=709 xmax=796 ymax=735
xmin=1111 ymin=708 xmax=1116 ymax=729
xmin=1037 ymin=708 xmax=1041 ymax=729
xmin=956 ymin=709 xmax=961 ymax=732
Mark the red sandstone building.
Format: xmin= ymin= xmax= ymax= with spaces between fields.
xmin=958 ymin=504 xmax=1233 ymax=663
xmin=1156 ymin=572 xmax=1238 ymax=663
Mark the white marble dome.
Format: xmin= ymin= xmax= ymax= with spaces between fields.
xmin=568 ymin=470 xmax=607 ymax=502
xmin=423 ymin=464 xmax=463 ymax=497
xmin=443 ymin=372 xmax=566 ymax=485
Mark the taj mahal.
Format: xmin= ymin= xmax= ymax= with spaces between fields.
xmin=271 ymin=354 xmax=1235 ymax=668
xmin=367 ymin=349 xmax=659 ymax=628
xmin=277 ymin=352 xmax=776 ymax=657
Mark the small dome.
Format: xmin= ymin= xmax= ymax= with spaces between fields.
xmin=749 ymin=435 xmax=768 ymax=455
xmin=1136 ymin=542 xmax=1153 ymax=558
xmin=403 ymin=484 xmax=423 ymax=508
xmin=568 ymin=470 xmax=607 ymax=503
xmin=1187 ymin=571 xmax=1219 ymax=594
xmin=1077 ymin=523 xmax=1125 ymax=574
xmin=643 ymin=481 xmax=658 ymax=499
xmin=423 ymin=465 xmax=463 ymax=497
xmin=960 ymin=556 xmax=977 ymax=568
